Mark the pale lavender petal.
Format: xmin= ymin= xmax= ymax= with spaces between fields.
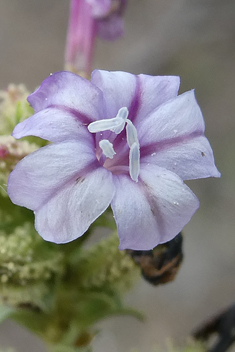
xmin=138 ymin=90 xmax=205 ymax=143
xmin=97 ymin=14 xmax=124 ymax=40
xmin=138 ymin=90 xmax=220 ymax=179
xmin=141 ymin=135 xmax=220 ymax=180
xmin=35 ymin=167 xmax=115 ymax=243
xmin=91 ymin=70 xmax=138 ymax=119
xmin=111 ymin=165 xmax=199 ymax=250
xmin=12 ymin=107 xmax=93 ymax=143
xmin=91 ymin=70 xmax=180 ymax=122
xmin=28 ymin=71 xmax=105 ymax=123
xmin=7 ymin=140 xmax=97 ymax=211
xmin=133 ymin=75 xmax=180 ymax=126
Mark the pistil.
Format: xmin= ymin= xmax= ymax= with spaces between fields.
xmin=99 ymin=139 xmax=116 ymax=159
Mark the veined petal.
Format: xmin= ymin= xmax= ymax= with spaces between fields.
xmin=35 ymin=167 xmax=115 ymax=243
xmin=91 ymin=70 xmax=180 ymax=123
xmin=142 ymin=135 xmax=220 ymax=180
xmin=138 ymin=90 xmax=205 ymax=144
xmin=133 ymin=75 xmax=180 ymax=126
xmin=12 ymin=107 xmax=93 ymax=143
xmin=28 ymin=71 xmax=105 ymax=123
xmin=111 ymin=165 xmax=199 ymax=250
xmin=91 ymin=70 xmax=138 ymax=119
xmin=7 ymin=140 xmax=97 ymax=211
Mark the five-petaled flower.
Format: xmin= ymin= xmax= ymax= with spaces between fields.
xmin=7 ymin=70 xmax=220 ymax=250
xmin=65 ymin=0 xmax=127 ymax=75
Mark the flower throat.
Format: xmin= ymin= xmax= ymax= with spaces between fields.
xmin=88 ymin=107 xmax=140 ymax=182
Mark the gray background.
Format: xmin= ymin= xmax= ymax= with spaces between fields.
xmin=0 ymin=0 xmax=235 ymax=351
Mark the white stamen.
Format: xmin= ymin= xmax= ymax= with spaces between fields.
xmin=99 ymin=139 xmax=116 ymax=159
xmin=126 ymin=119 xmax=139 ymax=148
xmin=88 ymin=107 xmax=129 ymax=134
xmin=88 ymin=117 xmax=122 ymax=133
xmin=112 ymin=107 xmax=129 ymax=134
xmin=129 ymin=142 xmax=140 ymax=182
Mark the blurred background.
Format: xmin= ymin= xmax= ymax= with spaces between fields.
xmin=0 ymin=0 xmax=235 ymax=351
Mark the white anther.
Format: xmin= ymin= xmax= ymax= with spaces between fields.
xmin=112 ymin=107 xmax=129 ymax=134
xmin=126 ymin=119 xmax=139 ymax=148
xmin=88 ymin=117 xmax=122 ymax=133
xmin=129 ymin=142 xmax=140 ymax=182
xmin=99 ymin=139 xmax=116 ymax=159
xmin=88 ymin=107 xmax=129 ymax=134
xmin=117 ymin=107 xmax=129 ymax=120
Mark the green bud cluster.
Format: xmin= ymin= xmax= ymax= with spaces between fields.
xmin=0 ymin=84 xmax=33 ymax=135
xmin=0 ymin=136 xmax=38 ymax=197
xmin=75 ymin=234 xmax=140 ymax=293
xmin=0 ymin=223 xmax=64 ymax=309
xmin=0 ymin=84 xmax=44 ymax=197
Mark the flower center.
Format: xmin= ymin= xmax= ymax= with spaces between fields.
xmin=88 ymin=107 xmax=140 ymax=182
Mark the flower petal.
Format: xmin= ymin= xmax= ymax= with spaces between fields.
xmin=91 ymin=70 xmax=180 ymax=122
xmin=139 ymin=90 xmax=220 ymax=179
xmin=134 ymin=74 xmax=180 ymax=126
xmin=12 ymin=107 xmax=93 ymax=143
xmin=7 ymin=140 xmax=97 ymax=211
xmin=138 ymin=90 xmax=204 ymax=143
xmin=142 ymin=135 xmax=220 ymax=180
xmin=28 ymin=71 xmax=105 ymax=123
xmin=111 ymin=165 xmax=199 ymax=250
xmin=91 ymin=70 xmax=138 ymax=119
xmin=35 ymin=167 xmax=115 ymax=243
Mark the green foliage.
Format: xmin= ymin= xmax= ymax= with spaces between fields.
xmin=74 ymin=234 xmax=140 ymax=293
xmin=0 ymin=136 xmax=38 ymax=197
xmin=0 ymin=223 xmax=64 ymax=310
xmin=0 ymin=223 xmax=141 ymax=349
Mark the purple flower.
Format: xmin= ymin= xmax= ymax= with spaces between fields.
xmin=7 ymin=71 xmax=220 ymax=250
xmin=65 ymin=0 xmax=127 ymax=75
